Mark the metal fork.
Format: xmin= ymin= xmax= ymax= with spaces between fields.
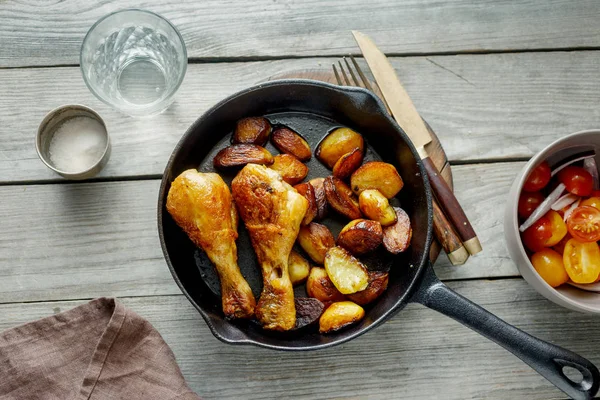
xmin=333 ymin=56 xmax=390 ymax=113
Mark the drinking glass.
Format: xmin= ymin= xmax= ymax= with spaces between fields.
xmin=80 ymin=9 xmax=187 ymax=116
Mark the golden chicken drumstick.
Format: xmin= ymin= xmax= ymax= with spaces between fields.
xmin=166 ymin=169 xmax=256 ymax=319
xmin=232 ymin=164 xmax=308 ymax=331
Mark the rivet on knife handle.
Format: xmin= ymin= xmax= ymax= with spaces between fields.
xmin=432 ymin=199 xmax=469 ymax=265
xmin=422 ymin=157 xmax=482 ymax=255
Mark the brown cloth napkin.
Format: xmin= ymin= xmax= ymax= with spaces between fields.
xmin=0 ymin=298 xmax=201 ymax=400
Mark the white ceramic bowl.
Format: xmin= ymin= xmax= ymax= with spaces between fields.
xmin=504 ymin=129 xmax=600 ymax=314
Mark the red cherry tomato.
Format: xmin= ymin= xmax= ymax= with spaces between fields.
xmin=518 ymin=192 xmax=545 ymax=219
xmin=557 ymin=166 xmax=593 ymax=196
xmin=523 ymin=161 xmax=551 ymax=192
xmin=591 ymin=190 xmax=600 ymax=198
xmin=522 ymin=216 xmax=553 ymax=252
xmin=566 ymin=205 xmax=600 ymax=242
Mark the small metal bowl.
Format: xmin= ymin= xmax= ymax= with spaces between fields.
xmin=36 ymin=104 xmax=111 ymax=180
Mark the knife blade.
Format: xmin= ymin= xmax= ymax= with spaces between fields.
xmin=352 ymin=30 xmax=482 ymax=256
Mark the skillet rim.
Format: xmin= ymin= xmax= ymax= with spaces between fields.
xmin=157 ymin=79 xmax=434 ymax=350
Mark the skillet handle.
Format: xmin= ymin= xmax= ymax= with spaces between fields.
xmin=411 ymin=266 xmax=600 ymax=400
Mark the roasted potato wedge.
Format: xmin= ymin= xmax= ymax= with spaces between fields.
xmin=271 ymin=127 xmax=311 ymax=161
xmin=324 ymin=246 xmax=369 ymax=294
xmin=306 ymin=267 xmax=346 ymax=303
xmin=383 ymin=207 xmax=412 ymax=254
xmin=233 ymin=117 xmax=271 ymax=145
xmin=269 ymin=154 xmax=309 ymax=185
xmin=288 ymin=250 xmax=311 ymax=285
xmin=350 ymin=161 xmax=404 ymax=198
xmin=358 ymin=189 xmax=398 ymax=226
xmin=332 ymin=148 xmax=363 ymax=179
xmin=295 ymin=297 xmax=325 ymax=330
xmin=308 ymin=177 xmax=328 ymax=220
xmin=298 ymin=222 xmax=335 ymax=264
xmin=319 ymin=301 xmax=365 ymax=333
xmin=347 ymin=271 xmax=389 ymax=305
xmin=337 ymin=219 xmax=383 ymax=255
xmin=213 ymin=144 xmax=273 ymax=169
xmin=316 ymin=128 xmax=364 ymax=169
xmin=293 ymin=182 xmax=318 ymax=225
xmin=324 ymin=176 xmax=362 ymax=220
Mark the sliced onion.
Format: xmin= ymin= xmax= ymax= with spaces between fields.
xmin=551 ymin=193 xmax=579 ymax=211
xmin=519 ymin=183 xmax=566 ymax=232
xmin=564 ymin=198 xmax=581 ymax=222
xmin=583 ymin=158 xmax=599 ymax=191
xmin=550 ymin=151 xmax=595 ymax=177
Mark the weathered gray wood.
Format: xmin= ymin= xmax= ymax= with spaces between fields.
xmin=1 ymin=0 xmax=600 ymax=67
xmin=0 ymin=162 xmax=522 ymax=303
xmin=1 ymin=52 xmax=599 ymax=183
xmin=1 ymin=279 xmax=597 ymax=399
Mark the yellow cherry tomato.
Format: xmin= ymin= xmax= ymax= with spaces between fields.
xmin=531 ymin=249 xmax=569 ymax=287
xmin=580 ymin=196 xmax=600 ymax=211
xmin=563 ymin=239 xmax=600 ymax=283
xmin=545 ymin=210 xmax=568 ymax=247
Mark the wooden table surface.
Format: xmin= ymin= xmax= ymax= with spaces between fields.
xmin=1 ymin=1 xmax=599 ymax=398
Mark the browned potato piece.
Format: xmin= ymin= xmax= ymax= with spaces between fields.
xmin=295 ymin=297 xmax=325 ymax=330
xmin=323 ymin=176 xmax=362 ymax=220
xmin=316 ymin=128 xmax=365 ymax=169
xmin=269 ymin=154 xmax=309 ymax=185
xmin=347 ymin=271 xmax=389 ymax=305
xmin=383 ymin=207 xmax=412 ymax=254
xmin=319 ymin=301 xmax=365 ymax=333
xmin=350 ymin=161 xmax=404 ymax=198
xmin=293 ymin=182 xmax=318 ymax=225
xmin=358 ymin=189 xmax=398 ymax=226
xmin=308 ymin=177 xmax=328 ymax=220
xmin=337 ymin=219 xmax=383 ymax=255
xmin=324 ymin=246 xmax=369 ymax=294
xmin=271 ymin=127 xmax=311 ymax=161
xmin=332 ymin=148 xmax=364 ymax=179
xmin=213 ymin=144 xmax=273 ymax=169
xmin=288 ymin=250 xmax=310 ymax=285
xmin=233 ymin=117 xmax=271 ymax=145
xmin=298 ymin=223 xmax=335 ymax=264
xmin=306 ymin=267 xmax=346 ymax=303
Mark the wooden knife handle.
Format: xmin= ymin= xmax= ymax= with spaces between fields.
xmin=432 ymin=198 xmax=469 ymax=265
xmin=422 ymin=156 xmax=482 ymax=255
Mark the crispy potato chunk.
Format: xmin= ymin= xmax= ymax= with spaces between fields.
xmin=319 ymin=301 xmax=365 ymax=333
xmin=298 ymin=222 xmax=335 ymax=264
xmin=347 ymin=271 xmax=389 ymax=305
xmin=308 ymin=177 xmax=328 ymax=220
xmin=316 ymin=128 xmax=364 ymax=169
xmin=213 ymin=144 xmax=273 ymax=169
xmin=358 ymin=189 xmax=398 ymax=226
xmin=269 ymin=154 xmax=309 ymax=185
xmin=293 ymin=182 xmax=318 ymax=225
xmin=324 ymin=246 xmax=369 ymax=294
xmin=295 ymin=297 xmax=325 ymax=330
xmin=323 ymin=176 xmax=362 ymax=220
xmin=233 ymin=117 xmax=271 ymax=145
xmin=383 ymin=207 xmax=412 ymax=254
xmin=337 ymin=219 xmax=383 ymax=255
xmin=288 ymin=250 xmax=311 ymax=285
xmin=306 ymin=267 xmax=346 ymax=303
xmin=350 ymin=161 xmax=404 ymax=198
xmin=271 ymin=127 xmax=311 ymax=161
xmin=332 ymin=148 xmax=363 ymax=179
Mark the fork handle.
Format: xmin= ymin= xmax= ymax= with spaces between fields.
xmin=422 ymin=156 xmax=482 ymax=255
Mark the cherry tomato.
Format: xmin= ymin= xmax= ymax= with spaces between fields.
xmin=566 ymin=205 xmax=600 ymax=242
xmin=553 ymin=232 xmax=572 ymax=255
xmin=563 ymin=238 xmax=600 ymax=283
xmin=522 ymin=216 xmax=552 ymax=252
xmin=545 ymin=210 xmax=568 ymax=246
xmin=518 ymin=192 xmax=544 ymax=219
xmin=531 ymin=249 xmax=569 ymax=287
xmin=591 ymin=190 xmax=600 ymax=197
xmin=580 ymin=196 xmax=600 ymax=211
xmin=557 ymin=166 xmax=593 ymax=196
xmin=523 ymin=161 xmax=551 ymax=192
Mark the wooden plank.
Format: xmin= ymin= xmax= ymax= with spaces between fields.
xmin=1 ymin=52 xmax=599 ymax=183
xmin=1 ymin=279 xmax=598 ymax=399
xmin=0 ymin=162 xmax=521 ymax=303
xmin=1 ymin=0 xmax=600 ymax=67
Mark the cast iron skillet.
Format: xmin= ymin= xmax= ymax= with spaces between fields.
xmin=158 ymin=80 xmax=599 ymax=399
